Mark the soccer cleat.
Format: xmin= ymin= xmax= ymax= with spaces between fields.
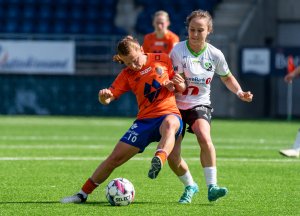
xmin=279 ymin=149 xmax=299 ymax=158
xmin=208 ymin=184 xmax=228 ymax=202
xmin=148 ymin=156 xmax=162 ymax=179
xmin=60 ymin=193 xmax=87 ymax=204
xmin=178 ymin=183 xmax=199 ymax=204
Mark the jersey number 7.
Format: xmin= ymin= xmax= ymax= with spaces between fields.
xmin=182 ymin=86 xmax=199 ymax=95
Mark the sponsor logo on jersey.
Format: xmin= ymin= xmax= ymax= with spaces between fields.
xmin=186 ymin=77 xmax=206 ymax=84
xmin=192 ymin=59 xmax=201 ymax=64
xmin=201 ymin=58 xmax=215 ymax=72
xmin=186 ymin=76 xmax=212 ymax=85
xmin=140 ymin=67 xmax=152 ymax=75
xmin=155 ymin=67 xmax=163 ymax=76
xmin=206 ymin=77 xmax=212 ymax=84
xmin=154 ymin=41 xmax=165 ymax=46
xmin=204 ymin=62 xmax=213 ymax=71
xmin=144 ymin=79 xmax=161 ymax=103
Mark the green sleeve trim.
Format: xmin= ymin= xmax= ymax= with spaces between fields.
xmin=220 ymin=71 xmax=231 ymax=77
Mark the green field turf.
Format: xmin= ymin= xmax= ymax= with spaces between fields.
xmin=0 ymin=116 xmax=299 ymax=216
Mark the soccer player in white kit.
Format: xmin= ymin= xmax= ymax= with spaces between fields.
xmin=279 ymin=65 xmax=300 ymax=157
xmin=168 ymin=10 xmax=253 ymax=202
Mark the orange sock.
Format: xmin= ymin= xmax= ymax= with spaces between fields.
xmin=155 ymin=149 xmax=168 ymax=165
xmin=81 ymin=178 xmax=99 ymax=194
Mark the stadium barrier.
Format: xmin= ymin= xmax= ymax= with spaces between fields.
xmin=0 ymin=74 xmax=138 ymax=116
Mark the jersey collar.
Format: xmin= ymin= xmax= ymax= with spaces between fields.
xmin=186 ymin=40 xmax=207 ymax=57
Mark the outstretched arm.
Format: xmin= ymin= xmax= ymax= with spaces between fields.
xmin=284 ymin=66 xmax=300 ymax=83
xmin=221 ymin=73 xmax=253 ymax=102
xmin=98 ymin=88 xmax=115 ymax=105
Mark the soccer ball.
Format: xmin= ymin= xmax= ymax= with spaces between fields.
xmin=105 ymin=178 xmax=135 ymax=206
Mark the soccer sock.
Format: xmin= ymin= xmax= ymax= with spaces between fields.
xmin=204 ymin=167 xmax=217 ymax=187
xmin=292 ymin=129 xmax=300 ymax=151
xmin=178 ymin=170 xmax=195 ymax=187
xmin=81 ymin=178 xmax=99 ymax=196
xmin=155 ymin=149 xmax=168 ymax=165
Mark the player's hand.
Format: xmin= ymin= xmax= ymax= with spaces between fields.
xmin=99 ymin=89 xmax=113 ymax=105
xmin=172 ymin=74 xmax=185 ymax=85
xmin=237 ymin=90 xmax=253 ymax=102
xmin=284 ymin=73 xmax=294 ymax=83
xmin=163 ymin=80 xmax=175 ymax=92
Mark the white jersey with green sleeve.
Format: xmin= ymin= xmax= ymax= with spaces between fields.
xmin=170 ymin=40 xmax=231 ymax=110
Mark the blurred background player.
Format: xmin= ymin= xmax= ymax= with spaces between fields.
xmin=61 ymin=35 xmax=198 ymax=204
xmin=142 ymin=10 xmax=179 ymax=54
xmin=279 ymin=65 xmax=300 ymax=157
xmin=169 ymin=10 xmax=253 ymax=202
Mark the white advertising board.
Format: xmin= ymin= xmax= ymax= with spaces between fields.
xmin=0 ymin=40 xmax=75 ymax=74
xmin=242 ymin=48 xmax=270 ymax=75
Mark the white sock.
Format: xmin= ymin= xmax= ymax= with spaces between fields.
xmin=292 ymin=129 xmax=300 ymax=151
xmin=79 ymin=189 xmax=88 ymax=199
xmin=204 ymin=167 xmax=217 ymax=187
xmin=178 ymin=170 xmax=195 ymax=187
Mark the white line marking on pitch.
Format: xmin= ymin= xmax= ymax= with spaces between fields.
xmin=0 ymin=136 xmax=292 ymax=145
xmin=0 ymin=144 xmax=280 ymax=150
xmin=0 ymin=156 xmax=298 ymax=163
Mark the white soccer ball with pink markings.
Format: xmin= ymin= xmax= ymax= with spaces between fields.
xmin=105 ymin=178 xmax=135 ymax=206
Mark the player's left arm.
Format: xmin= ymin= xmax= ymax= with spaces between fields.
xmin=221 ymin=73 xmax=253 ymax=102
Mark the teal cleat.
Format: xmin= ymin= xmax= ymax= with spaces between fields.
xmin=178 ymin=183 xmax=199 ymax=204
xmin=208 ymin=184 xmax=228 ymax=202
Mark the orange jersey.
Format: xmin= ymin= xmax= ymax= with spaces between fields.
xmin=142 ymin=30 xmax=179 ymax=54
xmin=109 ymin=53 xmax=180 ymax=119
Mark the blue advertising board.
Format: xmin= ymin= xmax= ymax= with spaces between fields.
xmin=240 ymin=47 xmax=300 ymax=76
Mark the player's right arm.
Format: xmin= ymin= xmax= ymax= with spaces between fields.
xmin=169 ymin=73 xmax=186 ymax=93
xmin=99 ymin=69 xmax=130 ymax=105
xmin=98 ymin=88 xmax=115 ymax=105
xmin=284 ymin=66 xmax=300 ymax=83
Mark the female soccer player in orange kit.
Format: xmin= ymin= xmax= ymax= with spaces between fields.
xmin=142 ymin=10 xmax=179 ymax=54
xmin=61 ymin=36 xmax=199 ymax=204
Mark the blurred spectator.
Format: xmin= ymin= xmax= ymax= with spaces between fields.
xmin=114 ymin=0 xmax=143 ymax=35
xmin=142 ymin=10 xmax=179 ymax=54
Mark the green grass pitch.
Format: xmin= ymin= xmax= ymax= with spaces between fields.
xmin=0 ymin=116 xmax=299 ymax=216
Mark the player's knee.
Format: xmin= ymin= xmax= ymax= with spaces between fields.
xmin=197 ymin=137 xmax=213 ymax=149
xmin=197 ymin=134 xmax=213 ymax=148
xmin=164 ymin=116 xmax=180 ymax=131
